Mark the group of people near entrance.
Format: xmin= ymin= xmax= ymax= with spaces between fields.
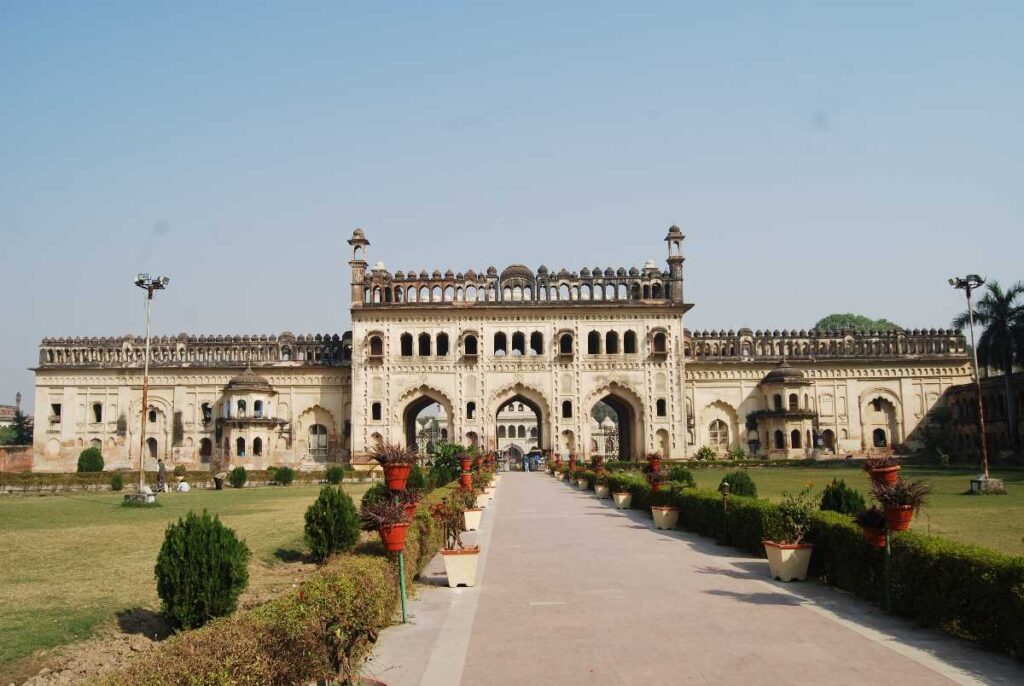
xmin=155 ymin=459 xmax=192 ymax=493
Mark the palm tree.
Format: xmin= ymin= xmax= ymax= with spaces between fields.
xmin=952 ymin=281 xmax=1024 ymax=455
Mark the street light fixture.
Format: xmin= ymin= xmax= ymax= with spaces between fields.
xmin=949 ymin=274 xmax=994 ymax=486
xmin=134 ymin=274 xmax=169 ymax=497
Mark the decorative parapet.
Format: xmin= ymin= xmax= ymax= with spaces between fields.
xmin=37 ymin=332 xmax=352 ymax=369
xmin=684 ymin=327 xmax=966 ymax=360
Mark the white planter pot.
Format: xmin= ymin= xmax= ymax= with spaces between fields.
xmin=475 ymin=493 xmax=489 ymax=509
xmin=441 ymin=547 xmax=481 ymax=587
xmin=763 ymin=542 xmax=813 ymax=582
xmin=594 ymin=484 xmax=610 ymax=498
xmin=577 ymin=479 xmax=588 ymax=490
xmin=612 ymin=492 xmax=632 ymax=509
xmin=560 ymin=472 xmax=568 ymax=481
xmin=651 ymin=506 xmax=679 ymax=530
xmin=463 ymin=508 xmax=483 ymax=531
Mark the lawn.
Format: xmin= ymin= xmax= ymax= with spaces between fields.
xmin=0 ymin=482 xmax=370 ymax=674
xmin=687 ymin=464 xmax=1024 ymax=556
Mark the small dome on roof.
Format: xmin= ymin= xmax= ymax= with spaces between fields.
xmin=761 ymin=360 xmax=811 ymax=386
xmin=500 ymin=264 xmax=534 ymax=281
xmin=227 ymin=365 xmax=273 ymax=392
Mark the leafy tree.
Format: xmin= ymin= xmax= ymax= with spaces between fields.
xmin=2 ymin=410 xmax=34 ymax=445
xmin=0 ymin=426 xmax=14 ymax=445
xmin=304 ymin=486 xmax=361 ymax=561
xmin=815 ymin=313 xmax=899 ymax=332
xmin=819 ymin=478 xmax=866 ymax=515
xmin=952 ymin=281 xmax=1024 ymax=455
xmin=77 ymin=447 xmax=104 ymax=472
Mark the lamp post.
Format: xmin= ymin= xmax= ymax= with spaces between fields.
xmin=949 ymin=275 xmax=990 ymax=481
xmin=134 ymin=274 xmax=169 ymax=495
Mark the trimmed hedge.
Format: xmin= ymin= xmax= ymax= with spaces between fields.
xmin=107 ymin=485 xmax=454 ymax=684
xmin=589 ymin=481 xmax=1024 ymax=658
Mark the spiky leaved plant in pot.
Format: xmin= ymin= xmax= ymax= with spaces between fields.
xmin=870 ymin=478 xmax=930 ymax=532
xmin=361 ymin=497 xmax=410 ymax=552
xmin=370 ymin=442 xmax=417 ymax=491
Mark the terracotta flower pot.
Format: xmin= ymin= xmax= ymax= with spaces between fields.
xmin=647 ymin=457 xmax=662 ymax=473
xmin=463 ymin=508 xmax=483 ymax=531
xmin=594 ymin=484 xmax=610 ymax=498
xmin=441 ymin=546 xmax=481 ymax=587
xmin=862 ymin=526 xmax=886 ymax=548
xmin=884 ymin=505 xmax=914 ymax=531
xmin=762 ymin=541 xmax=813 ymax=581
xmin=378 ymin=522 xmax=410 ymax=552
xmin=651 ymin=506 xmax=679 ymax=530
xmin=460 ymin=457 xmax=473 ymax=472
xmin=460 ymin=472 xmax=473 ymax=488
xmin=869 ymin=466 xmax=901 ymax=485
xmin=382 ymin=463 xmax=412 ymax=491
xmin=403 ymin=501 xmax=420 ymax=520
xmin=612 ymin=492 xmax=632 ymax=509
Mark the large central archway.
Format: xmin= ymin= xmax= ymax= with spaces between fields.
xmin=397 ymin=385 xmax=454 ymax=455
xmin=489 ymin=383 xmax=551 ymax=456
xmin=587 ymin=382 xmax=644 ymax=460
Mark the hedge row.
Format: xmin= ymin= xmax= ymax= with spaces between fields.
xmin=566 ymin=472 xmax=1024 ymax=659
xmin=0 ymin=468 xmax=375 ymax=493
xmin=105 ymin=484 xmax=453 ymax=685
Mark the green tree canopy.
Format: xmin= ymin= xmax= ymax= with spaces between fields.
xmin=814 ymin=313 xmax=900 ymax=332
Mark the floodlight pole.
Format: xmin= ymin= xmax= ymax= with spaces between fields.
xmin=135 ymin=275 xmax=169 ymax=494
xmin=950 ymin=275 xmax=989 ymax=479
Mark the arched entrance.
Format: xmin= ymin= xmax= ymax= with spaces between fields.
xmin=587 ymin=384 xmax=644 ymax=460
xmin=489 ymin=383 xmax=551 ymax=455
xmin=399 ymin=387 xmax=454 ymax=456
xmin=821 ymin=429 xmax=835 ymax=451
xmin=860 ymin=391 xmax=901 ymax=451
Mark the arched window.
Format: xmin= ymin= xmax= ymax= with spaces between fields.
xmin=605 ymin=331 xmax=620 ymax=354
xmin=254 ymin=400 xmax=264 ymax=418
xmin=624 ymin=330 xmax=637 ymax=354
xmin=466 ymin=402 xmax=476 ymax=419
xmin=873 ymin=428 xmax=887 ymax=448
xmin=656 ymin=398 xmax=667 ymax=417
xmin=494 ymin=332 xmax=508 ymax=355
xmin=199 ymin=438 xmax=212 ymax=462
xmin=201 ymin=402 xmax=213 ymax=424
xmin=237 ymin=399 xmax=246 ymax=417
xmin=588 ymin=331 xmax=601 ymax=354
xmin=562 ymin=400 xmax=573 ymax=418
xmin=309 ymin=424 xmax=328 ymax=461
xmin=369 ymin=336 xmax=384 ymax=357
xmin=400 ymin=334 xmax=413 ymax=357
xmin=92 ymin=403 xmax=102 ymax=423
xmin=511 ymin=332 xmax=526 ymax=355
xmin=709 ymin=420 xmax=729 ymax=450
xmin=788 ymin=394 xmax=799 ymax=411
xmin=418 ymin=333 xmax=431 ymax=356
xmin=652 ymin=332 xmax=667 ymax=354
xmin=498 ymin=425 xmax=507 ymax=438
xmin=530 ymin=427 xmax=538 ymax=437
xmin=773 ymin=394 xmax=783 ymax=411
xmin=652 ymin=283 xmax=663 ymax=299
xmin=436 ymin=333 xmax=450 ymax=356
xmin=148 ymin=409 xmax=157 ymax=423
xmin=371 ymin=402 xmax=382 ymax=421
xmin=236 ymin=437 xmax=246 ymax=457
xmin=464 ymin=334 xmax=478 ymax=356
xmin=147 ymin=437 xmax=158 ymax=458
xmin=518 ymin=425 xmax=526 ymax=438
xmin=791 ymin=430 xmax=802 ymax=449
xmin=530 ymin=332 xmax=544 ymax=355
xmin=253 ymin=437 xmax=263 ymax=457
xmin=559 ymin=333 xmax=573 ymax=355
xmin=774 ymin=430 xmax=785 ymax=450
xmin=804 ymin=393 xmax=810 ymax=410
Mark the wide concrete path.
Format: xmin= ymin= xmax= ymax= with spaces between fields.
xmin=369 ymin=472 xmax=1023 ymax=685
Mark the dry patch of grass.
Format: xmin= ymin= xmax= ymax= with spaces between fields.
xmin=0 ymin=482 xmax=369 ymax=678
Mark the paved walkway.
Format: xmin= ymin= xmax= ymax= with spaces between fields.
xmin=368 ymin=472 xmax=1023 ymax=685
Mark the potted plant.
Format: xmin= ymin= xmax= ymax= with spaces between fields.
xmin=870 ymin=479 xmax=930 ymax=531
xmin=430 ymin=494 xmax=480 ymax=587
xmin=361 ymin=498 xmax=410 ymax=552
xmin=762 ymin=488 xmax=815 ymax=582
xmin=458 ymin=486 xmax=483 ymax=531
xmin=650 ymin=488 xmax=679 ymax=530
xmin=399 ymin=487 xmax=423 ymax=520
xmin=576 ymin=473 xmax=589 ymax=490
xmin=612 ymin=488 xmax=632 ymax=509
xmin=594 ymin=472 xmax=610 ymax=499
xmin=863 ymin=455 xmax=901 ymax=486
xmin=370 ymin=442 xmax=417 ymax=491
xmin=853 ymin=506 xmax=887 ymax=547
xmin=646 ymin=453 xmax=662 ymax=475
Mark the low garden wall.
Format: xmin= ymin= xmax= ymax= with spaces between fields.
xmin=585 ymin=470 xmax=1024 ymax=659
xmin=0 ymin=469 xmax=378 ymax=494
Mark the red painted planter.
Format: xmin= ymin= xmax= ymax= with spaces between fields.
xmin=460 ymin=472 xmax=472 ymax=488
xmin=403 ymin=500 xmax=420 ymax=520
xmin=379 ymin=522 xmax=410 ymax=552
xmin=869 ymin=466 xmax=901 ymax=485
xmin=647 ymin=457 xmax=662 ymax=473
xmin=884 ymin=505 xmax=914 ymax=532
xmin=862 ymin=526 xmax=886 ymax=548
xmin=460 ymin=457 xmax=473 ymax=472
xmin=382 ymin=463 xmax=413 ymax=491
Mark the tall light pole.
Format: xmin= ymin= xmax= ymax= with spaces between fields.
xmin=135 ymin=274 xmax=169 ymax=495
xmin=949 ymin=274 xmax=990 ymax=480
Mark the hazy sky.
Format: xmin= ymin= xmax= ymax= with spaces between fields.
xmin=2 ymin=2 xmax=1022 ymax=409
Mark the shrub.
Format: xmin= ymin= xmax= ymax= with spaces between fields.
xmin=325 ymin=465 xmax=345 ymax=484
xmin=172 ymin=464 xmax=187 ymax=478
xmin=305 ymin=486 xmax=361 ymax=561
xmin=77 ymin=447 xmax=104 ymax=473
xmin=853 ymin=506 xmax=887 ymax=529
xmin=273 ymin=466 xmax=295 ymax=486
xmin=110 ymin=472 xmax=124 ymax=492
xmin=776 ymin=488 xmax=816 ymax=544
xmin=664 ymin=464 xmax=695 ymax=487
xmin=720 ymin=470 xmax=757 ymax=498
xmin=407 ymin=464 xmax=428 ymax=491
xmin=820 ymin=478 xmax=866 ymax=515
xmin=694 ymin=445 xmax=715 ymax=461
xmin=228 ymin=466 xmax=247 ymax=489
xmin=154 ymin=510 xmax=251 ymax=629
xmin=728 ymin=446 xmax=747 ymax=461
xmin=360 ymin=482 xmax=389 ymax=511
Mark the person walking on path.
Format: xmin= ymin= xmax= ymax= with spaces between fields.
xmin=156 ymin=458 xmax=167 ymax=493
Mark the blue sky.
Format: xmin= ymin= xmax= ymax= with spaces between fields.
xmin=2 ymin=1 xmax=1022 ymax=408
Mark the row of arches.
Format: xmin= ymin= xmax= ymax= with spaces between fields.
xmin=370 ymin=330 xmax=669 ymax=360
xmin=687 ymin=337 xmax=962 ymax=359
xmin=364 ymin=280 xmax=670 ymax=305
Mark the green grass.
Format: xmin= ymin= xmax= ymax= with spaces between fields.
xmin=688 ymin=464 xmax=1024 ymax=556
xmin=0 ymin=483 xmax=369 ymax=673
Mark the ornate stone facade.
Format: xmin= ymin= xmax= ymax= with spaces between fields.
xmin=30 ymin=227 xmax=972 ymax=471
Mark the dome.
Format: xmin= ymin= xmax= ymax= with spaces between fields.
xmin=761 ymin=360 xmax=810 ymax=386
xmin=500 ymin=264 xmax=534 ymax=281
xmin=227 ymin=365 xmax=273 ymax=392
